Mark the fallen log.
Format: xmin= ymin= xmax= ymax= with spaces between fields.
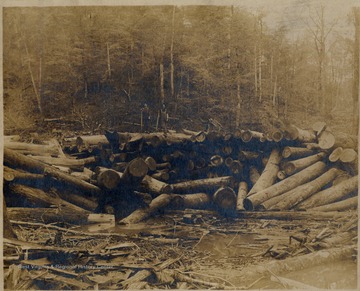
xmin=339 ymin=149 xmax=358 ymax=174
xmin=318 ymin=131 xmax=358 ymax=150
xmin=236 ymin=182 xmax=248 ymax=211
xmin=56 ymin=191 xmax=98 ymax=212
xmin=76 ymin=135 xmax=109 ymax=152
xmin=70 ymin=168 xmax=95 ymax=182
xmin=249 ymin=166 xmax=261 ymax=185
xmin=264 ymin=168 xmax=342 ymax=210
xmin=329 ymin=147 xmax=343 ymax=162
xmin=151 ymin=171 xmax=170 ymax=181
xmin=247 ymin=149 xmax=281 ymax=196
xmin=308 ymin=196 xmax=358 ymax=212
xmin=281 ymin=146 xmax=315 ymax=159
xmin=171 ymin=193 xmax=211 ymax=209
xmin=141 ymin=175 xmax=173 ymax=195
xmin=4 ymin=149 xmax=101 ymax=196
xmin=238 ymin=151 xmax=260 ymax=162
xmin=285 ymin=125 xmax=316 ymax=143
xmin=96 ymin=167 xmax=122 ymax=189
xmin=182 ymin=129 xmax=207 ymax=142
xmin=304 ymin=142 xmax=322 ymax=150
xmin=7 ymin=207 xmax=89 ymax=225
xmin=241 ymin=130 xmax=265 ymax=142
xmin=144 ymin=156 xmax=157 ymax=171
xmin=213 ymin=187 xmax=237 ymax=211
xmin=7 ymin=184 xmax=91 ymax=215
xmin=332 ymin=172 xmax=352 ymax=186
xmin=119 ymin=194 xmax=173 ymax=224
xmin=3 ymin=166 xmax=44 ymax=184
xmin=271 ymin=129 xmax=283 ymax=142
xmin=4 ymin=141 xmax=60 ymax=156
xmin=171 ymin=176 xmax=234 ymax=194
xmin=282 ymin=152 xmax=327 ymax=175
xmin=296 ymin=176 xmax=358 ymax=209
xmin=245 ymin=161 xmax=327 ymax=210
xmin=27 ymin=155 xmax=96 ymax=171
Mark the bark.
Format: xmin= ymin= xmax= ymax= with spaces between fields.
xmin=141 ymin=175 xmax=173 ymax=195
xmin=4 ymin=148 xmax=101 ymax=196
xmin=7 ymin=207 xmax=89 ymax=224
xmin=245 ymin=161 xmax=327 ymax=209
xmin=282 ymin=152 xmax=326 ymax=175
xmin=171 ymin=176 xmax=234 ymax=194
xmin=247 ymin=149 xmax=281 ymax=196
xmin=296 ymin=176 xmax=358 ymax=209
xmin=236 ymin=182 xmax=248 ymax=211
xmin=309 ymin=196 xmax=358 ymax=212
xmin=213 ymin=187 xmax=237 ymax=211
xmin=119 ymin=194 xmax=173 ymax=224
xmin=264 ymin=168 xmax=342 ymax=210
xmin=8 ymin=184 xmax=91 ymax=214
xmin=4 ymin=141 xmax=60 ymax=156
xmin=3 ymin=199 xmax=17 ymax=239
xmin=281 ymin=146 xmax=315 ymax=159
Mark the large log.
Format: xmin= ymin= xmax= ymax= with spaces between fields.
xmin=27 ymin=155 xmax=96 ymax=171
xmin=56 ymin=191 xmax=98 ymax=212
xmin=141 ymin=175 xmax=173 ymax=195
xmin=4 ymin=148 xmax=101 ymax=196
xmin=282 ymin=152 xmax=327 ymax=175
xmin=171 ymin=176 xmax=234 ymax=194
xmin=119 ymin=194 xmax=173 ymax=224
xmin=318 ymin=131 xmax=358 ymax=150
xmin=236 ymin=182 xmax=248 ymax=211
xmin=245 ymin=161 xmax=327 ymax=210
xmin=4 ymin=141 xmax=60 ymax=156
xmin=76 ymin=135 xmax=109 ymax=152
xmin=281 ymin=146 xmax=315 ymax=159
xmin=3 ymin=166 xmax=44 ymax=184
xmin=285 ymin=125 xmax=316 ymax=143
xmin=247 ymin=149 xmax=281 ymax=196
xmin=329 ymin=147 xmax=343 ymax=162
xmin=213 ymin=187 xmax=237 ymax=211
xmin=263 ymin=168 xmax=342 ymax=210
xmin=171 ymin=193 xmax=211 ymax=209
xmin=309 ymin=196 xmax=358 ymax=212
xmin=7 ymin=184 xmax=91 ymax=215
xmin=96 ymin=167 xmax=122 ymax=189
xmin=296 ymin=176 xmax=358 ymax=209
xmin=7 ymin=207 xmax=89 ymax=224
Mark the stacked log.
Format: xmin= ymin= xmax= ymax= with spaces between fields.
xmin=3 ymin=121 xmax=358 ymax=226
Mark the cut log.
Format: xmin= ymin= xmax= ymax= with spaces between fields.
xmin=282 ymin=152 xmax=327 ymax=175
xmin=4 ymin=141 xmax=60 ymax=156
xmin=144 ymin=156 xmax=157 ymax=171
xmin=249 ymin=166 xmax=261 ymax=185
xmin=8 ymin=184 xmax=91 ymax=215
xmin=3 ymin=199 xmax=17 ymax=239
xmin=56 ymin=191 xmax=98 ymax=212
xmin=210 ymin=155 xmax=224 ymax=166
xmin=296 ymin=176 xmax=358 ymax=209
xmin=318 ymin=131 xmax=358 ymax=150
xmin=4 ymin=148 xmax=101 ymax=196
xmin=141 ymin=175 xmax=173 ymax=195
xmin=236 ymin=182 xmax=248 ymax=211
xmin=329 ymin=147 xmax=343 ymax=162
xmin=281 ymin=146 xmax=315 ymax=159
xmin=247 ymin=149 xmax=281 ymax=196
xmin=285 ymin=125 xmax=316 ymax=143
xmin=229 ymin=160 xmax=243 ymax=174
xmin=119 ymin=194 xmax=173 ymax=224
xmin=277 ymin=170 xmax=287 ymax=180
xmin=171 ymin=193 xmax=211 ymax=209
xmin=271 ymin=129 xmax=283 ymax=142
xmin=70 ymin=168 xmax=95 ymax=182
xmin=238 ymin=151 xmax=260 ymax=162
xmin=339 ymin=148 xmax=358 ymax=163
xmin=76 ymin=135 xmax=109 ymax=152
xmin=3 ymin=166 xmax=43 ymax=184
xmin=96 ymin=167 xmax=122 ymax=190
xmin=171 ymin=176 xmax=234 ymax=194
xmin=7 ymin=207 xmax=89 ymax=224
xmin=304 ymin=143 xmax=322 ymax=150
xmin=264 ymin=168 xmax=342 ymax=210
xmin=151 ymin=171 xmax=170 ymax=181
xmin=27 ymin=155 xmax=96 ymax=171
xmin=213 ymin=187 xmax=237 ymax=211
xmin=224 ymin=157 xmax=234 ymax=167
xmin=156 ymin=162 xmax=171 ymax=170
xmin=245 ymin=161 xmax=327 ymax=210
xmin=312 ymin=121 xmax=327 ymax=136
xmin=182 ymin=129 xmax=206 ymax=142
xmin=309 ymin=196 xmax=358 ymax=212
xmin=241 ymin=130 xmax=265 ymax=142
xmin=332 ymin=172 xmax=352 ymax=186
xmin=121 ymin=157 xmax=148 ymax=184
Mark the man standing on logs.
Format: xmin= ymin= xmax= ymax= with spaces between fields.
xmin=141 ymin=103 xmax=151 ymax=133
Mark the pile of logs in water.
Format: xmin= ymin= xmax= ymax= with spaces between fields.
xmin=3 ymin=121 xmax=358 ymax=226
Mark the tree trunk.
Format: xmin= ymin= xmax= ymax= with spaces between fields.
xmin=296 ymin=176 xmax=358 ymax=209
xmin=119 ymin=194 xmax=173 ymax=224
xmin=213 ymin=187 xmax=237 ymax=211
xmin=141 ymin=175 xmax=173 ymax=195
xmin=236 ymin=182 xmax=248 ymax=211
xmin=283 ymin=152 xmax=327 ymax=175
xmin=8 ymin=184 xmax=91 ymax=214
xmin=282 ymin=146 xmax=315 ymax=159
xmin=160 ymin=62 xmax=165 ymax=103
xmin=4 ymin=141 xmax=60 ymax=156
xmin=309 ymin=196 xmax=358 ymax=212
xmin=245 ymin=161 xmax=327 ymax=209
xmin=264 ymin=168 xmax=342 ymax=210
xmin=7 ymin=207 xmax=89 ymax=224
xmin=171 ymin=176 xmax=234 ymax=194
xmin=247 ymin=149 xmax=281 ymax=196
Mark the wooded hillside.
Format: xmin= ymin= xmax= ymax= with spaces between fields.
xmin=3 ymin=5 xmax=358 ymax=134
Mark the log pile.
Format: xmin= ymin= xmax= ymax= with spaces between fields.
xmin=3 ymin=122 xmax=358 ymax=227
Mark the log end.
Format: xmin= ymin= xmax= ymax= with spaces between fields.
xmin=213 ymin=187 xmax=237 ymax=211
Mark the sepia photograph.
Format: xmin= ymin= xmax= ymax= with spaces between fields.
xmin=1 ymin=0 xmax=359 ymax=289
